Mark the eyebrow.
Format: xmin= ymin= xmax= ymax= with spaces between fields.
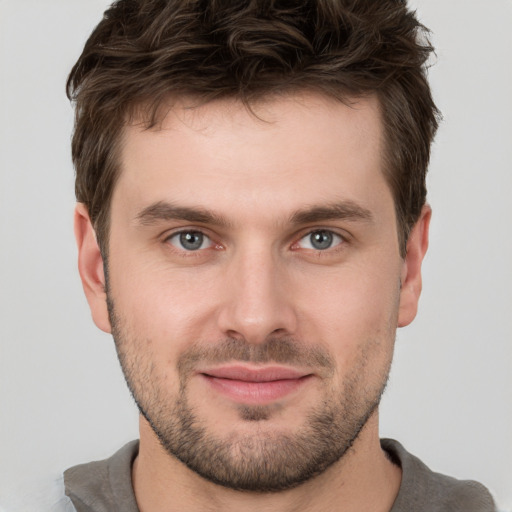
xmin=135 ymin=201 xmax=232 ymax=228
xmin=135 ymin=199 xmax=374 ymax=228
xmin=289 ymin=201 xmax=374 ymax=225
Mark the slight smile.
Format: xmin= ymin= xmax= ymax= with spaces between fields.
xmin=199 ymin=365 xmax=314 ymax=405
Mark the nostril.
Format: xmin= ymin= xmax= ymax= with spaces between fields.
xmin=224 ymin=330 xmax=247 ymax=343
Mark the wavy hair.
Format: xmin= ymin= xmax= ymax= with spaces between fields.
xmin=67 ymin=0 xmax=440 ymax=256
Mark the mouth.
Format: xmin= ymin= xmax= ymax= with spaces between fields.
xmin=198 ymin=365 xmax=314 ymax=405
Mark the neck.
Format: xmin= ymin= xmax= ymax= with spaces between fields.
xmin=132 ymin=412 xmax=401 ymax=512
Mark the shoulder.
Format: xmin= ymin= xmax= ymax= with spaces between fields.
xmin=64 ymin=440 xmax=139 ymax=512
xmin=382 ymin=438 xmax=498 ymax=512
xmin=0 ymin=475 xmax=75 ymax=512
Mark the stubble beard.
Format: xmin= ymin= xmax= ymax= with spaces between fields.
xmin=107 ymin=296 xmax=393 ymax=493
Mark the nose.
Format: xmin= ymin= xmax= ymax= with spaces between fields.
xmin=216 ymin=246 xmax=298 ymax=344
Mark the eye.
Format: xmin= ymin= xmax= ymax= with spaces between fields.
xmin=296 ymin=230 xmax=344 ymax=251
xmin=167 ymin=231 xmax=213 ymax=251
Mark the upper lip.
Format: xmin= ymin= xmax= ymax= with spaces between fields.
xmin=199 ymin=365 xmax=311 ymax=382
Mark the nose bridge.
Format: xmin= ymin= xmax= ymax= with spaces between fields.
xmin=217 ymin=240 xmax=297 ymax=343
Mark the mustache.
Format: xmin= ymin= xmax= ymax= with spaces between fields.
xmin=177 ymin=337 xmax=335 ymax=377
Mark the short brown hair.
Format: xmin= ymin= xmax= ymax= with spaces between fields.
xmin=67 ymin=0 xmax=440 ymax=257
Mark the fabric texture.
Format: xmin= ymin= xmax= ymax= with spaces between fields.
xmin=381 ymin=439 xmax=497 ymax=512
xmin=61 ymin=438 xmax=497 ymax=512
xmin=64 ymin=441 xmax=139 ymax=512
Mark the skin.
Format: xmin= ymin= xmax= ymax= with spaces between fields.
xmin=75 ymin=92 xmax=430 ymax=512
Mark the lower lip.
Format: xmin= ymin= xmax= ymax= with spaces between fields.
xmin=201 ymin=375 xmax=311 ymax=404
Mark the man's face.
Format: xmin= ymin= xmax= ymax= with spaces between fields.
xmin=79 ymin=92 xmax=426 ymax=491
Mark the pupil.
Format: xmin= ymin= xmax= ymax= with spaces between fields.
xmin=311 ymin=231 xmax=332 ymax=250
xmin=180 ymin=232 xmax=203 ymax=250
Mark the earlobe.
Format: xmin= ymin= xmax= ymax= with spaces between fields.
xmin=74 ymin=203 xmax=112 ymax=333
xmin=397 ymin=205 xmax=431 ymax=328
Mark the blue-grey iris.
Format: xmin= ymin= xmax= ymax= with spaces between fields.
xmin=310 ymin=231 xmax=333 ymax=250
xmin=180 ymin=232 xmax=204 ymax=251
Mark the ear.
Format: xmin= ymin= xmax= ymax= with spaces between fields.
xmin=74 ymin=203 xmax=112 ymax=333
xmin=397 ymin=205 xmax=431 ymax=328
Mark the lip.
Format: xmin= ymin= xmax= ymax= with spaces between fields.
xmin=198 ymin=365 xmax=313 ymax=405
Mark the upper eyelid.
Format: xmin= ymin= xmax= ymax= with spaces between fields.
xmin=160 ymin=226 xmax=350 ymax=248
xmin=166 ymin=229 xmax=210 ymax=239
xmin=164 ymin=229 xmax=217 ymax=255
xmin=162 ymin=226 xmax=214 ymax=241
xmin=288 ymin=228 xmax=350 ymax=254
xmin=295 ymin=227 xmax=350 ymax=242
xmin=162 ymin=229 xmax=216 ymax=250
xmin=298 ymin=229 xmax=344 ymax=242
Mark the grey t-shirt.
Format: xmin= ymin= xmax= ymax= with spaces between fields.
xmin=63 ymin=439 xmax=497 ymax=512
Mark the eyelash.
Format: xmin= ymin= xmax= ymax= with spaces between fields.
xmin=162 ymin=228 xmax=349 ymax=256
xmin=164 ymin=230 xmax=221 ymax=257
xmin=291 ymin=229 xmax=346 ymax=252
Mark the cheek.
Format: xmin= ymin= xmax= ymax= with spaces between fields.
xmin=301 ymin=262 xmax=400 ymax=323
xmin=109 ymin=260 xmax=222 ymax=348
xmin=295 ymin=264 xmax=400 ymax=363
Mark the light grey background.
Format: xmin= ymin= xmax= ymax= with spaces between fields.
xmin=1 ymin=0 xmax=511 ymax=508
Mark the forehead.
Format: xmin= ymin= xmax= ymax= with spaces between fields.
xmin=114 ymin=92 xmax=388 ymax=224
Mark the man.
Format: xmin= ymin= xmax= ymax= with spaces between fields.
xmin=35 ymin=0 xmax=500 ymax=510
